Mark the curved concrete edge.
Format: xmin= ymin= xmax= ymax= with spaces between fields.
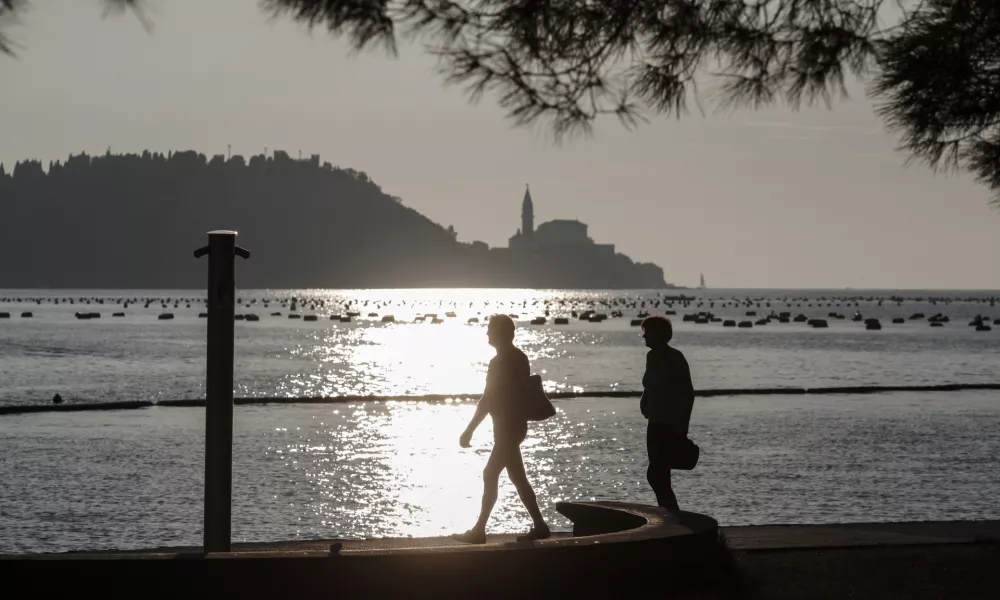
xmin=0 ymin=503 xmax=725 ymax=597
xmin=1 ymin=502 xmax=719 ymax=561
xmin=555 ymin=500 xmax=719 ymax=544
xmin=329 ymin=501 xmax=718 ymax=557
xmin=308 ymin=501 xmax=714 ymax=558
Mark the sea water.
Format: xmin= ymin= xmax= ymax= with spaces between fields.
xmin=1 ymin=288 xmax=998 ymax=552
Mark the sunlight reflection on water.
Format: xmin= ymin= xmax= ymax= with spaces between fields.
xmin=2 ymin=392 xmax=1000 ymax=553
xmin=277 ymin=399 xmax=579 ymax=540
xmin=279 ymin=318 xmax=559 ymax=398
xmin=3 ymin=288 xmax=999 ymax=406
xmin=3 ymin=289 xmax=1000 ymax=553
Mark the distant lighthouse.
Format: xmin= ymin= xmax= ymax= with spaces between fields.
xmin=699 ymin=273 xmax=706 ymax=289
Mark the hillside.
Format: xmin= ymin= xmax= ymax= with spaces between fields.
xmin=0 ymin=150 xmax=667 ymax=289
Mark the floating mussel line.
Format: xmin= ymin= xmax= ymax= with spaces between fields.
xmin=0 ymin=293 xmax=996 ymax=330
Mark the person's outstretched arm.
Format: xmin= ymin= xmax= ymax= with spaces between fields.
xmin=460 ymin=397 xmax=490 ymax=447
xmin=461 ymin=363 xmax=495 ymax=447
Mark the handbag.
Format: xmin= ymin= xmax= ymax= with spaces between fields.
xmin=522 ymin=374 xmax=556 ymax=421
xmin=669 ymin=437 xmax=700 ymax=470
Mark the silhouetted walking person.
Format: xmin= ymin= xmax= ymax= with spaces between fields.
xmin=452 ymin=314 xmax=551 ymax=544
xmin=640 ymin=315 xmax=695 ymax=513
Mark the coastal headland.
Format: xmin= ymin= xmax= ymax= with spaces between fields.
xmin=0 ymin=151 xmax=670 ymax=289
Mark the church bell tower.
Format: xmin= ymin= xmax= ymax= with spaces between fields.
xmin=522 ymin=184 xmax=534 ymax=240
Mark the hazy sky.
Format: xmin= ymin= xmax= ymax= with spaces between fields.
xmin=3 ymin=0 xmax=999 ymax=289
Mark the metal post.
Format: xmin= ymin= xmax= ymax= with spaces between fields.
xmin=194 ymin=230 xmax=249 ymax=553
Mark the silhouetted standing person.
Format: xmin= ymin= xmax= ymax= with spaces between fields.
xmin=640 ymin=315 xmax=695 ymax=513
xmin=452 ymin=315 xmax=551 ymax=544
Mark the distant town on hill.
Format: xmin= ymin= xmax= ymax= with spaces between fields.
xmin=0 ymin=150 xmax=674 ymax=289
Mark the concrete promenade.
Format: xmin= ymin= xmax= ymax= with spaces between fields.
xmin=3 ymin=511 xmax=999 ymax=599
xmin=724 ymin=519 xmax=1000 ymax=550
xmin=37 ymin=518 xmax=998 ymax=556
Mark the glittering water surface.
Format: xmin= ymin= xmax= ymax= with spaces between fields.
xmin=1 ymin=288 xmax=998 ymax=405
xmin=1 ymin=289 xmax=998 ymax=553
xmin=1 ymin=392 xmax=999 ymax=554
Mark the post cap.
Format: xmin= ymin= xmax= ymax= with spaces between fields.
xmin=207 ymin=230 xmax=238 ymax=236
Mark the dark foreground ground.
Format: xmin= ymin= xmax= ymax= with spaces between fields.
xmin=720 ymin=521 xmax=1000 ymax=599
xmin=729 ymin=542 xmax=1000 ymax=599
xmin=4 ymin=521 xmax=1000 ymax=599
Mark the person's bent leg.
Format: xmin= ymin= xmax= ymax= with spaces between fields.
xmin=452 ymin=446 xmax=504 ymax=544
xmin=504 ymin=443 xmax=551 ymax=541
xmin=505 ymin=446 xmax=545 ymax=526
xmin=475 ymin=451 xmax=503 ymax=531
xmin=646 ymin=424 xmax=680 ymax=512
xmin=646 ymin=463 xmax=679 ymax=512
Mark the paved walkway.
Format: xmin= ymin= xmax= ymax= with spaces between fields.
xmin=722 ymin=520 xmax=1000 ymax=550
xmin=79 ymin=533 xmax=576 ymax=556
xmin=66 ymin=520 xmax=1000 ymax=557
